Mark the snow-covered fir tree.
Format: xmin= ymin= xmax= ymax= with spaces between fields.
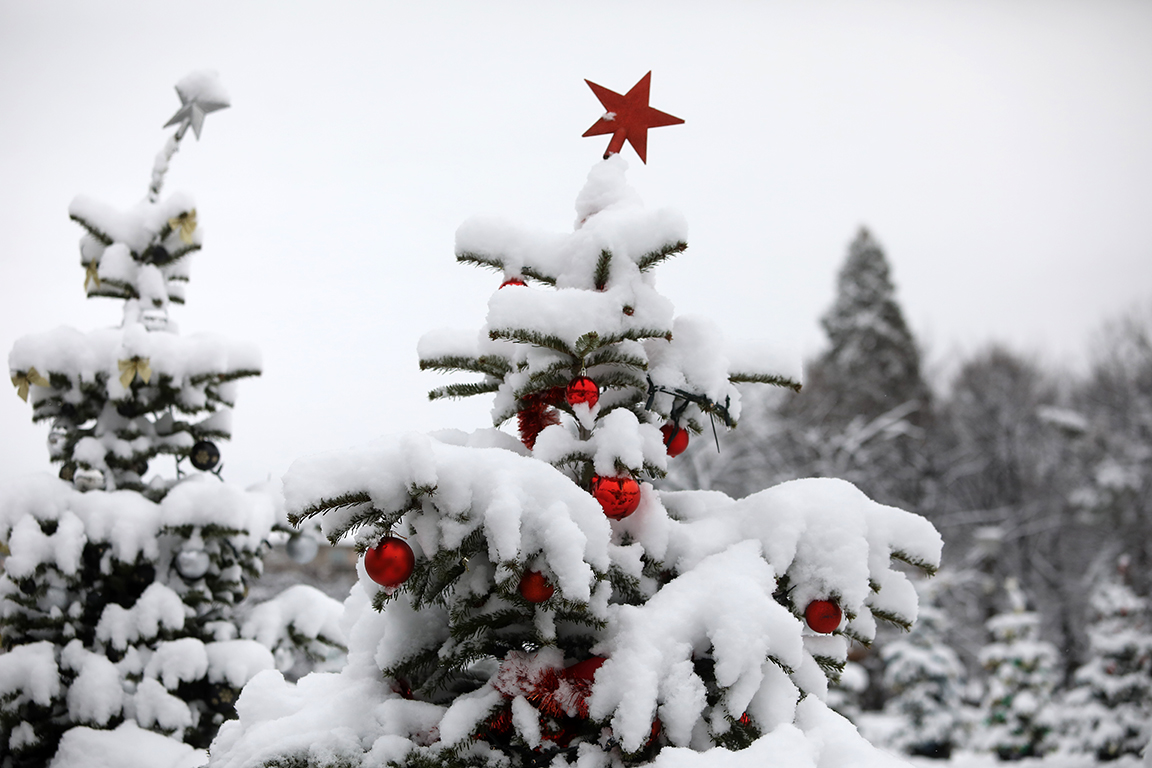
xmin=976 ymin=578 xmax=1059 ymax=760
xmin=794 ymin=227 xmax=932 ymax=511
xmin=1054 ymin=555 xmax=1152 ymax=760
xmin=0 ymin=72 xmax=342 ymax=768
xmin=880 ymin=585 xmax=966 ymax=759
xmin=814 ymin=227 xmax=929 ymax=428
xmin=207 ymin=80 xmax=943 ymax=768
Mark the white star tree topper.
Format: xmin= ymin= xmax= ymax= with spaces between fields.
xmin=163 ymin=70 xmax=230 ymax=140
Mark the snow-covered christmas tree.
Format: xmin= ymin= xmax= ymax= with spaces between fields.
xmin=207 ymin=72 xmax=943 ymax=768
xmin=976 ymin=578 xmax=1059 ymax=760
xmin=1054 ymin=555 xmax=1152 ymax=760
xmin=880 ymin=586 xmax=967 ymax=759
xmin=0 ymin=72 xmax=341 ymax=768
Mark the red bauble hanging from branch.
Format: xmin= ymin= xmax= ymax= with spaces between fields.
xmin=565 ymin=376 xmax=599 ymax=408
xmin=499 ymin=277 xmax=525 ymax=289
xmin=591 ymin=475 xmax=642 ymax=520
xmin=661 ymin=423 xmax=689 ymax=457
xmin=518 ymin=570 xmax=555 ymax=603
xmin=364 ymin=537 xmax=415 ymax=588
xmin=804 ymin=599 xmax=843 ymax=634
xmin=583 ymin=72 xmax=684 ymax=164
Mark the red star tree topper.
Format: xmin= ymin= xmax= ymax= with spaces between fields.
xmin=583 ymin=71 xmax=684 ymax=163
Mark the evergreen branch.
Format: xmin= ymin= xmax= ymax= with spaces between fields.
xmin=69 ymin=214 xmax=114 ymax=245
xmin=871 ymin=607 xmax=913 ymax=631
xmin=342 ymin=503 xmax=418 ymax=547
xmin=420 ymin=355 xmax=512 ymax=378
xmin=890 ymin=549 xmax=938 ymax=577
xmin=94 ymin=278 xmax=140 ymax=299
xmin=491 ymin=402 xmax=518 ymax=429
xmin=381 ymin=647 xmax=444 ymax=690
xmin=767 ymin=654 xmax=796 ymax=676
xmin=600 ymin=327 xmax=673 ymax=346
xmin=188 ymin=369 xmax=261 ymax=387
xmin=520 ymin=360 xmax=579 ymax=393
xmin=428 ymin=381 xmax=501 ymax=401
xmin=289 ymin=492 xmax=372 ymax=526
xmin=456 ymin=251 xmax=505 ymax=271
xmin=842 ymin=626 xmax=872 ymax=648
xmin=489 ymin=328 xmax=574 ymax=356
xmin=573 ymin=331 xmax=602 ymax=359
xmin=586 ymin=370 xmax=647 ymax=393
xmin=214 ymin=368 xmax=262 ymax=384
xmin=636 ymin=240 xmax=688 ymax=272
xmin=729 ymin=372 xmax=802 ymax=392
xmin=162 ymin=243 xmax=200 ymax=265
xmin=596 ymin=401 xmax=651 ymax=424
xmin=593 ymin=250 xmax=612 ymax=291
xmin=813 ymin=654 xmax=846 ymax=681
xmin=585 ymin=347 xmax=648 ymax=372
xmin=84 ymin=284 xmax=133 ymax=300
xmin=608 ymin=565 xmax=644 ymax=605
xmin=551 ymin=607 xmax=607 ymax=631
xmin=520 ymin=266 xmax=557 ymax=286
xmin=642 ymin=460 xmax=667 ymax=480
xmin=545 ymin=451 xmax=594 ymax=473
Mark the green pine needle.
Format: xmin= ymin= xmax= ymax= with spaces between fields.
xmin=636 ymin=241 xmax=688 ymax=272
xmin=593 ymin=250 xmax=612 ymax=291
xmin=729 ymin=371 xmax=803 ymax=392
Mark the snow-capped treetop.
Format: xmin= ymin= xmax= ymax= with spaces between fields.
xmin=815 ymin=227 xmax=927 ymax=423
xmin=174 ymin=70 xmax=231 ymax=113
xmin=425 ymin=156 xmax=800 ymax=450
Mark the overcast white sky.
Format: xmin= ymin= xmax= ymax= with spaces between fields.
xmin=2 ymin=1 xmax=1151 ymax=490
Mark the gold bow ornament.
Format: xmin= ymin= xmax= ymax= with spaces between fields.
xmin=84 ymin=259 xmax=101 ymax=291
xmin=11 ymin=367 xmax=50 ymax=401
xmin=118 ymin=357 xmax=153 ymax=388
xmin=168 ymin=209 xmax=198 ymax=245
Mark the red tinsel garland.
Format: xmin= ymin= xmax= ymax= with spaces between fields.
xmin=483 ymin=651 xmax=606 ymax=746
xmin=517 ymin=388 xmax=564 ymax=449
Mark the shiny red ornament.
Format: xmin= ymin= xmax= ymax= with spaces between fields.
xmin=591 ymin=475 xmax=641 ymax=520
xmin=563 ymin=656 xmax=606 ymax=683
xmin=565 ymin=376 xmax=599 ymax=408
xmin=500 ymin=277 xmax=525 ymax=289
xmin=364 ymin=537 xmax=415 ymax=587
xmin=804 ymin=599 xmax=842 ymax=634
xmin=583 ymin=71 xmax=684 ymax=164
xmin=661 ymin=423 xmax=689 ymax=457
xmin=518 ymin=570 xmax=555 ymax=603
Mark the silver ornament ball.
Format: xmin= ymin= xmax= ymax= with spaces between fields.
xmin=286 ymin=535 xmax=319 ymax=565
xmin=73 ymin=468 xmax=104 ymax=492
xmin=175 ymin=549 xmax=211 ymax=580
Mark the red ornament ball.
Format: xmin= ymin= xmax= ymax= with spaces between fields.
xmin=364 ymin=538 xmax=415 ymax=587
xmin=500 ymin=277 xmax=526 ymax=289
xmin=592 ymin=475 xmax=641 ymax=520
xmin=518 ymin=570 xmax=555 ymax=603
xmin=563 ymin=656 xmax=606 ymax=682
xmin=565 ymin=376 xmax=599 ymax=408
xmin=661 ymin=423 xmax=689 ymax=457
xmin=804 ymin=599 xmax=842 ymax=633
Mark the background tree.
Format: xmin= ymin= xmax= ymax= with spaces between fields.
xmin=880 ymin=583 xmax=968 ymax=759
xmin=976 ymin=578 xmax=1059 ymax=760
xmin=1053 ymin=555 xmax=1152 ymax=759
xmin=0 ymin=72 xmax=342 ymax=767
